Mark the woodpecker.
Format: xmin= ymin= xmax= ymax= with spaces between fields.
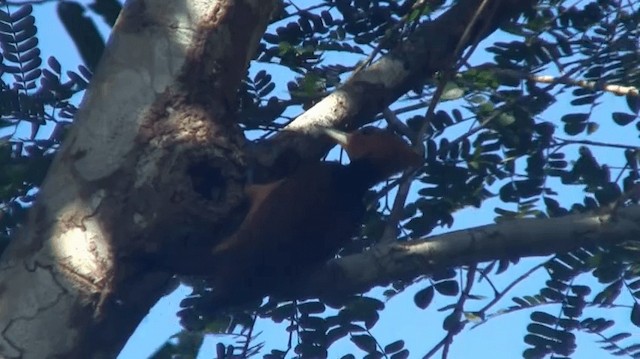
xmin=185 ymin=127 xmax=421 ymax=309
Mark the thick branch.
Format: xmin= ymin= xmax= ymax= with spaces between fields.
xmin=253 ymin=0 xmax=538 ymax=169
xmin=300 ymin=206 xmax=640 ymax=299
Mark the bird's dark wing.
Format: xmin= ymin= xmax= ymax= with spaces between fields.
xmin=208 ymin=162 xmax=364 ymax=302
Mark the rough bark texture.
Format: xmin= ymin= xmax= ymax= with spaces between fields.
xmin=0 ymin=1 xmax=278 ymax=358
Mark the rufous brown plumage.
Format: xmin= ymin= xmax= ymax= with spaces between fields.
xmin=197 ymin=126 xmax=422 ymax=307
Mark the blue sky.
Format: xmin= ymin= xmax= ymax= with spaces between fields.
xmin=28 ymin=1 xmax=639 ymax=358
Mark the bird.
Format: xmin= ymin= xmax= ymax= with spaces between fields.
xmin=184 ymin=126 xmax=422 ymax=310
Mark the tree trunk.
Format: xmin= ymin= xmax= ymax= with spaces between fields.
xmin=0 ymin=1 xmax=277 ymax=358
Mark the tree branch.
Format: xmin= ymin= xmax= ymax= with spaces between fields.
xmin=252 ymin=0 xmax=538 ymax=171
xmin=298 ymin=205 xmax=640 ymax=299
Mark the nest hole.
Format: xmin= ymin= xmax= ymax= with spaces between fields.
xmin=187 ymin=160 xmax=225 ymax=201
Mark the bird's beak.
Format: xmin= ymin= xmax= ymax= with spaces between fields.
xmin=318 ymin=127 xmax=351 ymax=146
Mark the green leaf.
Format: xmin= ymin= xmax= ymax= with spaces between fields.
xmin=384 ymin=340 xmax=405 ymax=354
xmin=351 ymin=334 xmax=377 ymax=353
xmin=564 ymin=122 xmax=586 ymax=136
xmin=496 ymin=113 xmax=516 ymax=127
xmin=531 ymin=311 xmax=558 ymax=325
xmin=586 ymin=122 xmax=599 ymax=134
xmin=468 ymin=95 xmax=487 ymax=104
xmin=413 ymin=286 xmax=434 ymax=309
xmin=561 ymin=113 xmax=589 ymax=123
xmin=435 ymin=280 xmax=459 ymax=296
xmin=440 ymin=82 xmax=465 ymax=100
xmin=278 ymin=41 xmax=293 ymax=56
xmin=390 ymin=349 xmax=410 ymax=359
xmin=464 ymin=312 xmax=484 ymax=323
xmin=443 ymin=312 xmax=462 ymax=333
xmin=407 ymin=8 xmax=421 ymax=21
xmin=612 ymin=112 xmax=637 ymax=126
xmin=632 ymin=302 xmax=640 ymax=328
xmin=626 ymin=94 xmax=640 ymax=113
xmin=297 ymin=301 xmax=326 ymax=315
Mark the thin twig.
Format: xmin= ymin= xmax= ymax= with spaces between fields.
xmin=240 ymin=313 xmax=258 ymax=358
xmin=471 ymin=262 xmax=546 ymax=329
xmin=554 ymin=137 xmax=640 ymax=151
xmin=380 ymin=0 xmax=493 ymax=244
xmin=423 ymin=265 xmax=477 ymax=359
xmin=383 ymin=107 xmax=415 ymax=140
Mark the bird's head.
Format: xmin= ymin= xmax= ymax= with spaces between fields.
xmin=320 ymin=126 xmax=422 ymax=177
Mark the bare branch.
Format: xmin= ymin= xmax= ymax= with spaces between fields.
xmin=297 ymin=205 xmax=640 ymax=300
xmin=476 ymin=65 xmax=640 ymax=97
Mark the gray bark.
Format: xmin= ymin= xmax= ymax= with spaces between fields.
xmin=302 ymin=206 xmax=640 ymax=299
xmin=0 ymin=1 xmax=277 ymax=357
